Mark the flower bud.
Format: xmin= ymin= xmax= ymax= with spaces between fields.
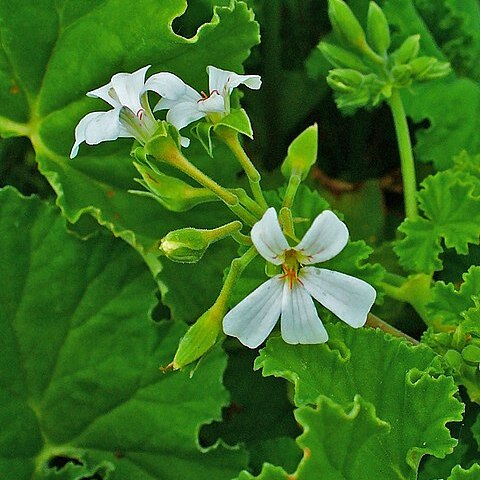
xmin=318 ymin=43 xmax=369 ymax=72
xmin=366 ymin=2 xmax=391 ymax=56
xmin=160 ymin=228 xmax=211 ymax=263
xmin=327 ymin=68 xmax=365 ymax=92
xmin=131 ymin=161 xmax=217 ymax=212
xmin=281 ymin=124 xmax=318 ymax=180
xmin=160 ymin=221 xmax=242 ymax=264
xmin=328 ymin=0 xmax=368 ymax=53
xmin=173 ymin=305 xmax=224 ymax=369
xmin=409 ymin=57 xmax=451 ymax=81
xmin=393 ymin=35 xmax=420 ymax=64
xmin=391 ymin=64 xmax=412 ymax=86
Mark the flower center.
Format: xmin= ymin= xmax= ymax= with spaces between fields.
xmin=281 ymin=249 xmax=302 ymax=290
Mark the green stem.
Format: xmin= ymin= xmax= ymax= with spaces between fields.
xmin=205 ymin=221 xmax=243 ymax=244
xmin=282 ymin=173 xmax=302 ymax=209
xmin=215 ymin=247 xmax=258 ymax=311
xmin=388 ymin=89 xmax=419 ymax=219
xmin=365 ymin=313 xmax=419 ymax=345
xmin=231 ymin=188 xmax=264 ymax=218
xmin=219 ymin=131 xmax=268 ymax=211
xmin=231 ymin=230 xmax=253 ymax=246
xmin=162 ymin=148 xmax=258 ymax=226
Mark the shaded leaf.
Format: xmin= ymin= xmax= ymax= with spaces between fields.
xmin=0 ymin=187 xmax=247 ymax=479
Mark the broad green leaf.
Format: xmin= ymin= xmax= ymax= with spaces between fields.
xmin=0 ymin=0 xmax=259 ymax=258
xmin=236 ymin=464 xmax=287 ymax=480
xmin=394 ymin=170 xmax=480 ymax=273
xmin=414 ymin=0 xmax=480 ymax=81
xmin=292 ymin=395 xmax=390 ymax=479
xmin=448 ymin=464 xmax=480 ymax=479
xmin=427 ymin=266 xmax=480 ymax=327
xmin=256 ymin=324 xmax=464 ymax=479
xmin=0 ymin=187 xmax=247 ymax=479
xmin=402 ymin=79 xmax=480 ymax=171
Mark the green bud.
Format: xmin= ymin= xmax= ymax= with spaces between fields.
xmin=318 ymin=42 xmax=370 ymax=72
xmin=327 ymin=68 xmax=365 ymax=92
xmin=366 ymin=2 xmax=390 ymax=56
xmin=281 ymin=124 xmax=318 ymax=180
xmin=131 ymin=161 xmax=217 ymax=212
xmin=173 ymin=305 xmax=224 ymax=369
xmin=160 ymin=221 xmax=242 ymax=263
xmin=328 ymin=0 xmax=368 ymax=52
xmin=391 ymin=64 xmax=412 ymax=86
xmin=444 ymin=349 xmax=463 ymax=370
xmin=462 ymin=344 xmax=480 ymax=364
xmin=409 ymin=57 xmax=451 ymax=81
xmin=160 ymin=228 xmax=211 ymax=263
xmin=393 ymin=35 xmax=420 ymax=64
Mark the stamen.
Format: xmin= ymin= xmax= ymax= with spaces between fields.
xmin=136 ymin=108 xmax=144 ymax=121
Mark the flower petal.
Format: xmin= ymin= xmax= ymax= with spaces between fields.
xmin=87 ymin=82 xmax=119 ymax=108
xmin=197 ymin=91 xmax=225 ymax=113
xmin=207 ymin=66 xmax=262 ymax=95
xmin=145 ymin=72 xmax=201 ymax=107
xmin=110 ymin=65 xmax=151 ymax=113
xmin=166 ymin=101 xmax=206 ymax=130
xmin=281 ymin=281 xmax=328 ymax=344
xmin=251 ymin=207 xmax=290 ymax=265
xmin=70 ymin=109 xmax=126 ymax=158
xmin=295 ymin=210 xmax=349 ymax=264
xmin=223 ymin=276 xmax=284 ymax=348
xmin=300 ymin=267 xmax=376 ymax=328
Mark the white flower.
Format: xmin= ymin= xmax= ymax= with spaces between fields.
xmin=143 ymin=65 xmax=261 ymax=146
xmin=70 ymin=66 xmax=159 ymax=158
xmin=223 ymin=208 xmax=377 ymax=348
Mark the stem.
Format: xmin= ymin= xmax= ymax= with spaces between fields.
xmin=231 ymin=230 xmax=253 ymax=246
xmin=365 ymin=313 xmax=419 ymax=345
xmin=282 ymin=173 xmax=302 ymax=209
xmin=163 ymin=148 xmax=258 ymax=226
xmin=388 ymin=89 xmax=418 ymax=219
xmin=215 ymin=247 xmax=258 ymax=312
xmin=205 ymin=221 xmax=243 ymax=244
xmin=220 ymin=131 xmax=268 ymax=211
xmin=231 ymin=188 xmax=264 ymax=218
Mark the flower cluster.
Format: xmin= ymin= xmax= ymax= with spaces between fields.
xmin=70 ymin=65 xmax=261 ymax=157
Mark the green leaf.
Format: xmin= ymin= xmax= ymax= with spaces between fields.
xmin=235 ymin=464 xmax=288 ymax=480
xmin=427 ymin=266 xmax=480 ymax=327
xmin=448 ymin=464 xmax=480 ymax=479
xmin=0 ymin=0 xmax=259 ymax=255
xmin=394 ymin=170 xmax=480 ymax=273
xmin=402 ymin=79 xmax=480 ymax=170
xmin=293 ymin=395 xmax=390 ymax=479
xmin=0 ymin=187 xmax=247 ymax=479
xmin=255 ymin=324 xmax=464 ymax=479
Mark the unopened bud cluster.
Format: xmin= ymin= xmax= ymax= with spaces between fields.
xmin=321 ymin=0 xmax=451 ymax=111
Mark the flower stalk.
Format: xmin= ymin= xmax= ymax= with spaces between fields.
xmin=388 ymin=90 xmax=419 ymax=219
xmin=219 ymin=129 xmax=268 ymax=211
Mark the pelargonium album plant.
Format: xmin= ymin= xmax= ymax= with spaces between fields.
xmin=1 ymin=1 xmax=480 ymax=479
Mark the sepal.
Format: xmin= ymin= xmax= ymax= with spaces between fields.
xmin=192 ymin=108 xmax=253 ymax=157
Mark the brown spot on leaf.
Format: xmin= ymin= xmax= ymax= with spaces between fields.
xmin=113 ymin=213 xmax=120 ymax=220
xmin=106 ymin=190 xmax=115 ymax=198
xmin=10 ymin=84 xmax=19 ymax=94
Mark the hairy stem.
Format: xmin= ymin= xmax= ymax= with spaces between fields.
xmin=366 ymin=313 xmax=419 ymax=345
